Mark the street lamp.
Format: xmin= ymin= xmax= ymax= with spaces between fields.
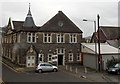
xmin=83 ymin=19 xmax=97 ymax=70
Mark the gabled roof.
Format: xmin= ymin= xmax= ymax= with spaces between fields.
xmin=100 ymin=26 xmax=120 ymax=40
xmin=40 ymin=11 xmax=83 ymax=33
xmin=82 ymin=43 xmax=119 ymax=54
xmin=12 ymin=21 xmax=24 ymax=30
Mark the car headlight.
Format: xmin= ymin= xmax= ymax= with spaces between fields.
xmin=112 ymin=69 xmax=116 ymax=71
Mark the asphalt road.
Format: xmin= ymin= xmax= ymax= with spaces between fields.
xmin=2 ymin=63 xmax=88 ymax=83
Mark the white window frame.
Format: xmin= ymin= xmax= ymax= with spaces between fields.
xmin=43 ymin=33 xmax=52 ymax=43
xmin=27 ymin=33 xmax=37 ymax=43
xmin=57 ymin=48 xmax=65 ymax=54
xmin=77 ymin=53 xmax=81 ymax=61
xmin=38 ymin=54 xmax=44 ymax=62
xmin=57 ymin=33 xmax=65 ymax=43
xmin=69 ymin=53 xmax=73 ymax=62
xmin=69 ymin=34 xmax=77 ymax=43
xmin=48 ymin=54 xmax=53 ymax=62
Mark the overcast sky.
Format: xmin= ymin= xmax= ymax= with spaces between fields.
xmin=0 ymin=0 xmax=119 ymax=37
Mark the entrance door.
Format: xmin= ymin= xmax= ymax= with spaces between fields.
xmin=26 ymin=56 xmax=35 ymax=67
xmin=58 ymin=55 xmax=63 ymax=65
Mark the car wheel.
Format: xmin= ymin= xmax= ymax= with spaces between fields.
xmin=38 ymin=69 xmax=42 ymax=73
xmin=117 ymin=71 xmax=120 ymax=75
xmin=53 ymin=68 xmax=57 ymax=72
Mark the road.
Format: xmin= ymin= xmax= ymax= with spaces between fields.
xmin=2 ymin=63 xmax=88 ymax=83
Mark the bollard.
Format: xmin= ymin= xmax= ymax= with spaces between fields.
xmin=66 ymin=65 xmax=68 ymax=70
xmin=76 ymin=67 xmax=78 ymax=73
xmin=70 ymin=66 xmax=72 ymax=72
xmin=84 ymin=67 xmax=87 ymax=74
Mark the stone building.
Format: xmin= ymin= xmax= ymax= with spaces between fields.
xmin=1 ymin=5 xmax=83 ymax=67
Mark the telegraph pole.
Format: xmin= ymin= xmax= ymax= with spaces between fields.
xmin=97 ymin=14 xmax=101 ymax=72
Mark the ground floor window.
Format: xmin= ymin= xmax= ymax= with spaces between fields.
xmin=38 ymin=54 xmax=44 ymax=62
xmin=26 ymin=56 xmax=35 ymax=67
xmin=77 ymin=53 xmax=81 ymax=61
xmin=69 ymin=53 xmax=73 ymax=62
xmin=48 ymin=54 xmax=52 ymax=62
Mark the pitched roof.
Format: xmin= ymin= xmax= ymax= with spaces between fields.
xmin=82 ymin=43 xmax=119 ymax=54
xmin=100 ymin=26 xmax=120 ymax=40
xmin=12 ymin=21 xmax=39 ymax=32
xmin=23 ymin=4 xmax=36 ymax=27
xmin=40 ymin=11 xmax=83 ymax=33
xmin=12 ymin=21 xmax=24 ymax=30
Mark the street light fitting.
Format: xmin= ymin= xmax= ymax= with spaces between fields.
xmin=83 ymin=19 xmax=95 ymax=22
xmin=83 ymin=19 xmax=88 ymax=21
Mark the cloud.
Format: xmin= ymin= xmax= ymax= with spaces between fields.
xmin=0 ymin=1 xmax=118 ymax=37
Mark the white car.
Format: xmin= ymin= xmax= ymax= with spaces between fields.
xmin=35 ymin=62 xmax=58 ymax=73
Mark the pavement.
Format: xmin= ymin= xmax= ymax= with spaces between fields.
xmin=58 ymin=65 xmax=120 ymax=83
xmin=1 ymin=57 xmax=120 ymax=83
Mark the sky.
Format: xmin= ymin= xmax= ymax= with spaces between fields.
xmin=0 ymin=0 xmax=119 ymax=37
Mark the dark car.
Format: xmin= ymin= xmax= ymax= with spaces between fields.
xmin=107 ymin=63 xmax=120 ymax=75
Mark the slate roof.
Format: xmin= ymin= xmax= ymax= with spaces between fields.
xmin=100 ymin=26 xmax=120 ymax=40
xmin=40 ymin=11 xmax=83 ymax=33
xmin=23 ymin=5 xmax=36 ymax=27
xmin=12 ymin=21 xmax=39 ymax=32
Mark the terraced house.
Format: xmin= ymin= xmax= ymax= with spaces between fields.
xmin=1 ymin=5 xmax=83 ymax=67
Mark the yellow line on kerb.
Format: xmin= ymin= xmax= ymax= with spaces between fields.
xmin=1 ymin=61 xmax=19 ymax=73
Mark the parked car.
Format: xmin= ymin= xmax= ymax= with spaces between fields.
xmin=107 ymin=63 xmax=120 ymax=75
xmin=35 ymin=62 xmax=58 ymax=73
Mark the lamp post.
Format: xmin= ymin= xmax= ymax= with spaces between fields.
xmin=83 ymin=19 xmax=97 ymax=70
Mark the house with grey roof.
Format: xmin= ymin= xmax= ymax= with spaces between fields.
xmin=1 ymin=5 xmax=83 ymax=67
xmin=81 ymin=43 xmax=120 ymax=70
xmin=90 ymin=26 xmax=120 ymax=48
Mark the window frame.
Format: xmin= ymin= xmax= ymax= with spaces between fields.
xmin=69 ymin=53 xmax=73 ymax=62
xmin=27 ymin=32 xmax=37 ymax=43
xmin=43 ymin=33 xmax=52 ymax=43
xmin=57 ymin=33 xmax=65 ymax=43
xmin=48 ymin=54 xmax=53 ymax=62
xmin=76 ymin=53 xmax=81 ymax=61
xmin=38 ymin=54 xmax=44 ymax=62
xmin=69 ymin=34 xmax=77 ymax=43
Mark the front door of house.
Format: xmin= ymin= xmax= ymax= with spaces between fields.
xmin=26 ymin=56 xmax=35 ymax=67
xmin=58 ymin=55 xmax=63 ymax=65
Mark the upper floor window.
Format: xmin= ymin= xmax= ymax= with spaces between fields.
xmin=57 ymin=33 xmax=65 ymax=43
xmin=69 ymin=34 xmax=77 ymax=43
xmin=43 ymin=33 xmax=52 ymax=43
xmin=27 ymin=33 xmax=36 ymax=43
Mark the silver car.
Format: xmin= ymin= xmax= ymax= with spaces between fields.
xmin=35 ymin=62 xmax=58 ymax=73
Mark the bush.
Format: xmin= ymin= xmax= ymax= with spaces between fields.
xmin=106 ymin=56 xmax=120 ymax=68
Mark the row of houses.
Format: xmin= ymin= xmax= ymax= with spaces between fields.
xmin=1 ymin=4 xmax=120 ymax=70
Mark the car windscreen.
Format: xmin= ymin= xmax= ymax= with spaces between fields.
xmin=114 ymin=64 xmax=120 ymax=68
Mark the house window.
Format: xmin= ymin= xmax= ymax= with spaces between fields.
xmin=38 ymin=54 xmax=44 ymax=62
xmin=48 ymin=54 xmax=52 ymax=62
xmin=57 ymin=48 xmax=65 ymax=54
xmin=43 ymin=33 xmax=52 ymax=43
xmin=57 ymin=33 xmax=65 ymax=43
xmin=69 ymin=53 xmax=73 ymax=62
xmin=76 ymin=53 xmax=81 ymax=61
xmin=69 ymin=34 xmax=77 ymax=43
xmin=27 ymin=33 xmax=36 ymax=43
